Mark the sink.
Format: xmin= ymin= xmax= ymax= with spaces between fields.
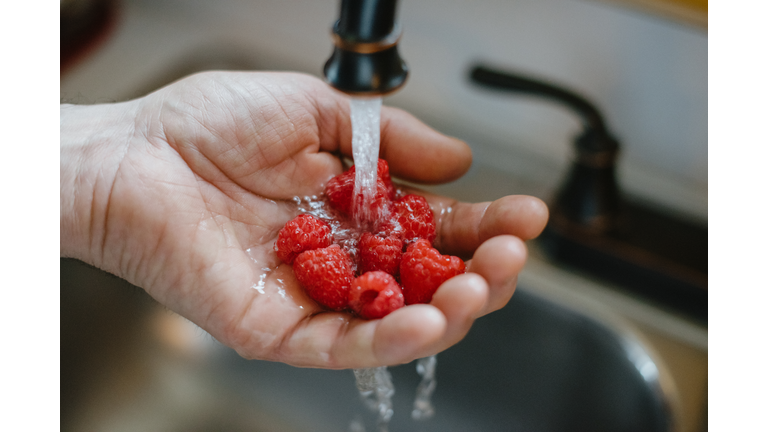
xmin=61 ymin=258 xmax=677 ymax=432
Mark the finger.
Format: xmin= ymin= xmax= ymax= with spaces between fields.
xmin=478 ymin=195 xmax=549 ymax=242
xmin=418 ymin=193 xmax=548 ymax=257
xmin=372 ymin=304 xmax=447 ymax=366
xmin=379 ymin=108 xmax=472 ymax=184
xmin=415 ymin=273 xmax=489 ymax=358
xmin=466 ymin=235 xmax=527 ymax=316
xmin=269 ymin=305 xmax=447 ymax=369
xmin=267 ymin=312 xmax=380 ymax=368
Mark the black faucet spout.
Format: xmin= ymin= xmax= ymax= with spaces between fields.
xmin=324 ymin=0 xmax=408 ymax=96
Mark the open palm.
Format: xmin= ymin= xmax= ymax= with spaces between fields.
xmin=60 ymin=72 xmax=548 ymax=369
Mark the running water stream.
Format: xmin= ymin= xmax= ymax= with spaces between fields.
xmin=348 ymin=97 xmax=437 ymax=431
xmin=349 ymin=97 xmax=383 ymax=228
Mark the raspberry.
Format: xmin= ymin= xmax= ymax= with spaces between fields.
xmin=399 ymin=240 xmax=465 ymax=305
xmin=284 ymin=159 xmax=461 ymax=317
xmin=375 ymin=159 xmax=397 ymax=200
xmin=378 ymin=194 xmax=436 ymax=245
xmin=293 ymin=245 xmax=354 ymax=311
xmin=359 ymin=233 xmax=404 ymax=276
xmin=348 ymin=271 xmax=405 ymax=319
xmin=324 ymin=168 xmax=354 ymax=213
xmin=274 ymin=214 xmax=333 ymax=264
xmin=324 ymin=159 xmax=395 ymax=221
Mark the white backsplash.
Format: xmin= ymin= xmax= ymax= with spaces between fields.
xmin=61 ymin=0 xmax=707 ymax=220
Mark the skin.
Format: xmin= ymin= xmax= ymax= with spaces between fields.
xmin=60 ymin=71 xmax=548 ymax=369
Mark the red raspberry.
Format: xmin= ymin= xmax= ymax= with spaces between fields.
xmin=348 ymin=271 xmax=405 ymax=319
xmin=378 ymin=194 xmax=436 ymax=245
xmin=375 ymin=159 xmax=397 ymax=200
xmin=324 ymin=159 xmax=395 ymax=221
xmin=293 ymin=245 xmax=354 ymax=311
xmin=359 ymin=233 xmax=404 ymax=276
xmin=324 ymin=168 xmax=354 ymax=214
xmin=399 ymin=240 xmax=465 ymax=305
xmin=274 ymin=214 xmax=333 ymax=264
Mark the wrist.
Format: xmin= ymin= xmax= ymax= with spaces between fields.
xmin=60 ymin=101 xmax=139 ymax=265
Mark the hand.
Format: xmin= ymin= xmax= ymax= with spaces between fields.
xmin=60 ymin=71 xmax=548 ymax=369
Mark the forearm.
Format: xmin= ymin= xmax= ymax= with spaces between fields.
xmin=60 ymin=102 xmax=139 ymax=265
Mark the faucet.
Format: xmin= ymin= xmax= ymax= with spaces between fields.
xmin=323 ymin=0 xmax=408 ymax=96
xmin=471 ymin=65 xmax=622 ymax=234
xmin=469 ymin=63 xmax=707 ymax=324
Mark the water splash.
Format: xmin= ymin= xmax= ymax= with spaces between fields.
xmin=348 ymin=96 xmax=440 ymax=429
xmin=349 ymin=97 xmax=395 ymax=432
xmin=246 ymin=247 xmax=279 ymax=295
xmin=349 ymin=416 xmax=367 ymax=432
xmin=350 ymin=97 xmax=382 ymax=227
xmin=292 ymin=195 xmax=362 ymax=274
xmin=412 ymin=355 xmax=438 ymax=420
xmin=353 ymin=367 xmax=395 ymax=432
xmin=252 ymin=276 xmax=266 ymax=294
xmin=245 ymin=247 xmax=289 ymax=299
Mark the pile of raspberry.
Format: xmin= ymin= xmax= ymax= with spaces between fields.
xmin=274 ymin=159 xmax=465 ymax=320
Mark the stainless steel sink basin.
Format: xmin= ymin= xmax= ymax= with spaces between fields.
xmin=61 ymin=258 xmax=677 ymax=432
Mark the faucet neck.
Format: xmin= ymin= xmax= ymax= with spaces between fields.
xmin=324 ymin=0 xmax=408 ymax=96
xmin=336 ymin=0 xmax=398 ymax=42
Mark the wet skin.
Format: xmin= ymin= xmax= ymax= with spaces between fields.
xmin=60 ymin=72 xmax=549 ymax=369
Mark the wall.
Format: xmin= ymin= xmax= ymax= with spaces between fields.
xmin=61 ymin=0 xmax=708 ymax=219
xmin=391 ymin=0 xmax=707 ymax=219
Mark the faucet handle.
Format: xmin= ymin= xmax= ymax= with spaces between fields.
xmin=469 ymin=63 xmax=622 ymax=233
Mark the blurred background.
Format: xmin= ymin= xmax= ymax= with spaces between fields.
xmin=61 ymin=0 xmax=707 ymax=431
xmin=61 ymin=0 xmax=707 ymax=220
